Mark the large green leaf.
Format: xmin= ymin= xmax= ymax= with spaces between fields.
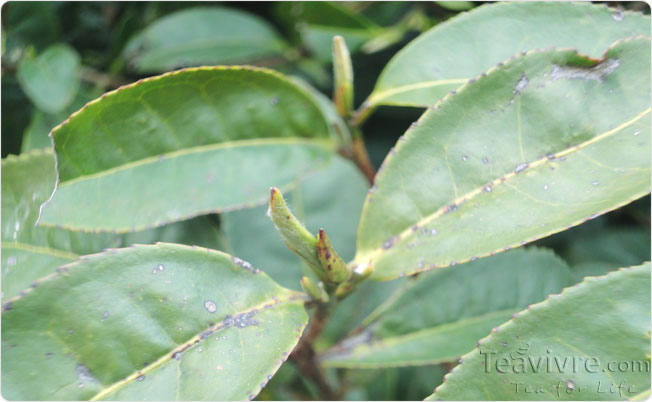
xmin=123 ymin=7 xmax=289 ymax=73
xmin=362 ymin=2 xmax=649 ymax=113
xmin=321 ymin=248 xmax=574 ymax=368
xmin=38 ymin=66 xmax=336 ymax=232
xmin=17 ymin=43 xmax=81 ymax=113
xmin=1 ymin=243 xmax=308 ymax=401
xmin=1 ymin=150 xmax=226 ymax=302
xmin=428 ymin=263 xmax=651 ymax=400
xmin=222 ymin=155 xmax=368 ymax=290
xmin=355 ymin=38 xmax=651 ymax=281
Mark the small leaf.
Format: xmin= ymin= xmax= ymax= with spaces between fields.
xmin=123 ymin=7 xmax=289 ymax=73
xmin=268 ymin=187 xmax=323 ymax=280
xmin=428 ymin=263 xmax=651 ymax=400
xmin=38 ymin=66 xmax=336 ymax=232
xmin=362 ymin=2 xmax=649 ymax=113
xmin=321 ymin=248 xmax=574 ymax=367
xmin=332 ymin=35 xmax=354 ymax=118
xmin=355 ymin=38 xmax=651 ymax=281
xmin=316 ymin=229 xmax=350 ymax=284
xmin=17 ymin=43 xmax=81 ymax=113
xmin=1 ymin=243 xmax=308 ymax=401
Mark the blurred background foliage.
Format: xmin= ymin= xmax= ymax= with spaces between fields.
xmin=1 ymin=2 xmax=649 ymax=400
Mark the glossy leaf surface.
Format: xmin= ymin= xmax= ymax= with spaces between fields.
xmin=365 ymin=2 xmax=649 ymax=109
xmin=39 ymin=66 xmax=335 ymax=232
xmin=2 ymin=150 xmax=227 ymax=301
xmin=356 ymin=38 xmax=651 ymax=281
xmin=321 ymin=248 xmax=574 ymax=367
xmin=429 ymin=263 xmax=651 ymax=400
xmin=17 ymin=43 xmax=81 ymax=113
xmin=123 ymin=7 xmax=288 ymax=73
xmin=1 ymin=243 xmax=308 ymax=401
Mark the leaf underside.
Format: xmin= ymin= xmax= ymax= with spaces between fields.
xmin=1 ymin=243 xmax=308 ymax=401
xmin=429 ymin=263 xmax=651 ymax=400
xmin=39 ymin=66 xmax=335 ymax=232
xmin=356 ymin=38 xmax=651 ymax=281
xmin=367 ymin=2 xmax=649 ymax=108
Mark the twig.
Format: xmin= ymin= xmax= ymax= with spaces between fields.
xmin=289 ymin=303 xmax=337 ymax=400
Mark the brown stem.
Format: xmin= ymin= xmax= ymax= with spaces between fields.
xmin=290 ymin=303 xmax=337 ymax=400
xmin=350 ymin=136 xmax=376 ymax=185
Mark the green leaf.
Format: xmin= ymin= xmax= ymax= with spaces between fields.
xmin=17 ymin=43 xmax=81 ymax=113
xmin=276 ymin=2 xmax=381 ymax=62
xmin=123 ymin=7 xmax=289 ymax=73
xmin=2 ymin=149 xmax=227 ymax=302
xmin=321 ymin=248 xmax=574 ymax=368
xmin=428 ymin=263 xmax=651 ymax=400
xmin=355 ymin=38 xmax=651 ymax=281
xmin=38 ymin=66 xmax=336 ymax=232
xmin=363 ymin=2 xmax=649 ymax=111
xmin=222 ymin=155 xmax=368 ymax=290
xmin=1 ymin=243 xmax=308 ymax=401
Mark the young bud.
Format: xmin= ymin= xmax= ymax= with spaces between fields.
xmin=332 ymin=35 xmax=354 ymax=119
xmin=316 ymin=229 xmax=350 ymax=283
xmin=301 ymin=276 xmax=329 ymax=303
xmin=335 ymin=260 xmax=373 ymax=299
xmin=268 ymin=187 xmax=327 ymax=281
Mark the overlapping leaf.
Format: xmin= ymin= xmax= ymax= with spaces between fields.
xmin=123 ymin=7 xmax=289 ymax=73
xmin=2 ymin=243 xmax=308 ymax=401
xmin=321 ymin=248 xmax=574 ymax=367
xmin=38 ymin=66 xmax=336 ymax=232
xmin=429 ymin=263 xmax=651 ymax=400
xmin=1 ymin=150 xmax=226 ymax=301
xmin=355 ymin=38 xmax=651 ymax=281
xmin=360 ymin=2 xmax=649 ymax=115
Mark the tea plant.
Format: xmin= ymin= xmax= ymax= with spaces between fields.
xmin=2 ymin=2 xmax=650 ymax=400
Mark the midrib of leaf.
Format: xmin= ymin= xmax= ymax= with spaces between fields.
xmin=37 ymin=137 xmax=336 ymax=232
xmin=1 ymin=242 xmax=78 ymax=260
xmin=322 ymin=308 xmax=515 ymax=368
xmin=354 ymin=107 xmax=651 ymax=265
xmin=88 ymin=293 xmax=305 ymax=401
xmin=55 ymin=137 xmax=334 ymax=189
xmin=366 ymin=78 xmax=468 ymax=106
